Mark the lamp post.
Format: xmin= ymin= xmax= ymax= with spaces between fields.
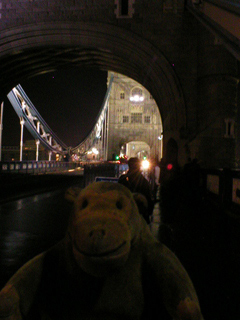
xmin=36 ymin=121 xmax=40 ymax=161
xmin=20 ymin=117 xmax=25 ymax=161
xmin=36 ymin=140 xmax=40 ymax=161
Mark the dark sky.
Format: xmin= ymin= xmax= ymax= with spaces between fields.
xmin=2 ymin=68 xmax=108 ymax=147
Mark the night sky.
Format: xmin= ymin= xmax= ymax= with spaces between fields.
xmin=2 ymin=68 xmax=108 ymax=148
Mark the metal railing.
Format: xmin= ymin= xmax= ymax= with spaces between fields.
xmin=0 ymin=161 xmax=82 ymax=175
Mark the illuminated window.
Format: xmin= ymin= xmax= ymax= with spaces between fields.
xmin=123 ymin=115 xmax=129 ymax=123
xmin=144 ymin=115 xmax=151 ymax=123
xmin=130 ymin=87 xmax=144 ymax=102
xmin=131 ymin=113 xmax=142 ymax=123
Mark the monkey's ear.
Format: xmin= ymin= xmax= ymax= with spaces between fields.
xmin=65 ymin=187 xmax=82 ymax=202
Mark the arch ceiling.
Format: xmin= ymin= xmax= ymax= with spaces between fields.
xmin=0 ymin=22 xmax=186 ymax=130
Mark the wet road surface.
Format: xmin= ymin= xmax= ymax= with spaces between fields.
xmin=0 ymin=175 xmax=84 ymax=289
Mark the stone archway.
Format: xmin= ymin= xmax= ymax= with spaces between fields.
xmin=0 ymin=22 xmax=186 ymax=138
xmin=125 ymin=141 xmax=150 ymax=159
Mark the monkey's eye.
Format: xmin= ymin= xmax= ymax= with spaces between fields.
xmin=81 ymin=199 xmax=88 ymax=209
xmin=116 ymin=200 xmax=123 ymax=210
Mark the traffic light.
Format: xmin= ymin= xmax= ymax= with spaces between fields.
xmin=115 ymin=155 xmax=119 ymax=160
xmin=166 ymin=163 xmax=173 ymax=171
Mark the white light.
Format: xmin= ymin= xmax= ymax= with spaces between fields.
xmin=129 ymin=95 xmax=144 ymax=102
xmin=142 ymin=160 xmax=150 ymax=170
xmin=158 ymin=135 xmax=163 ymax=140
xmin=92 ymin=148 xmax=99 ymax=155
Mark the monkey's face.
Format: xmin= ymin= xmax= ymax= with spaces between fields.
xmin=68 ymin=182 xmax=141 ymax=277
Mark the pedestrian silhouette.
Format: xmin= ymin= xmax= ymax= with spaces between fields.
xmin=118 ymin=157 xmax=154 ymax=223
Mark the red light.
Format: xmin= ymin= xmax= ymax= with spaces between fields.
xmin=166 ymin=163 xmax=173 ymax=170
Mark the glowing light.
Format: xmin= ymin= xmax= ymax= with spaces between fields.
xmin=92 ymin=148 xmax=99 ymax=155
xmin=142 ymin=160 xmax=150 ymax=170
xmin=130 ymin=95 xmax=144 ymax=102
xmin=167 ymin=163 xmax=173 ymax=170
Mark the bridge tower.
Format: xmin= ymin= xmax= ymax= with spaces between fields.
xmin=107 ymin=72 xmax=163 ymax=161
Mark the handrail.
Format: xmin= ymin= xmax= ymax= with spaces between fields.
xmin=0 ymin=160 xmax=82 ymax=174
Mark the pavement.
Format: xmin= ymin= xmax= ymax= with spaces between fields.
xmin=0 ymin=169 xmax=84 ymax=204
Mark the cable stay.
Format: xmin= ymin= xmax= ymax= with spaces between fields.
xmin=71 ymin=73 xmax=114 ymax=156
xmin=7 ymin=73 xmax=114 ymax=158
xmin=7 ymin=85 xmax=68 ymax=155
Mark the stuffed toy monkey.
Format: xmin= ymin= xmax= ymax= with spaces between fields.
xmin=0 ymin=182 xmax=204 ymax=320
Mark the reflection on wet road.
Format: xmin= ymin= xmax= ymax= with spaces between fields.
xmin=0 ymin=189 xmax=73 ymax=289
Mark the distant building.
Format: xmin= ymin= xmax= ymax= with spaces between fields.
xmin=103 ymin=72 xmax=163 ymax=161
